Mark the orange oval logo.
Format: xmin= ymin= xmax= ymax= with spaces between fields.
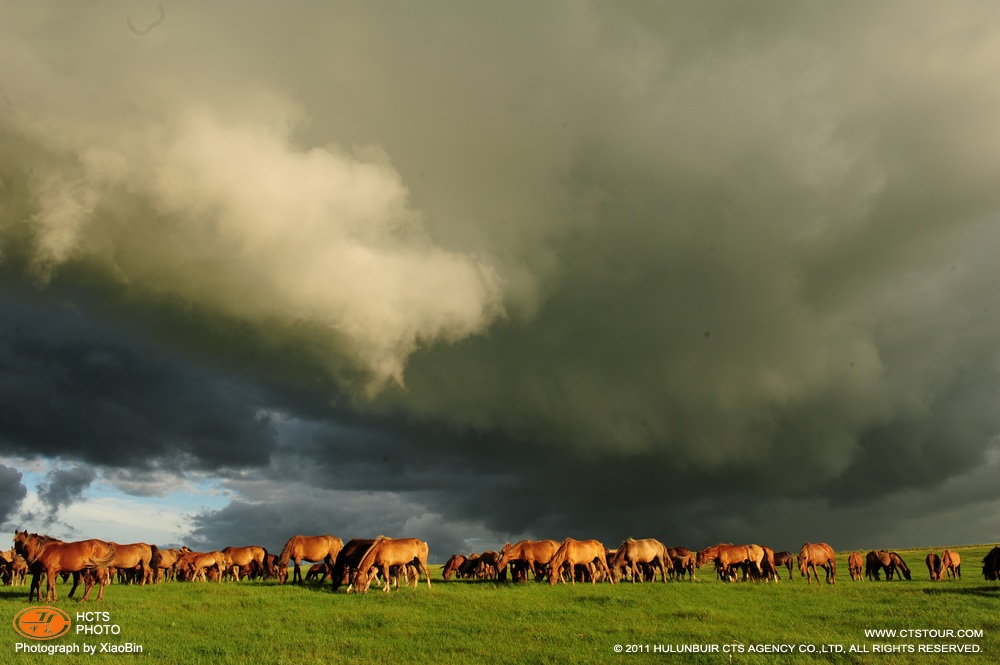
xmin=12 ymin=606 xmax=72 ymax=640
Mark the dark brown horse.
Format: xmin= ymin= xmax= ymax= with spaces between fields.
xmin=848 ymin=552 xmax=864 ymax=581
xmin=14 ymin=531 xmax=115 ymax=602
xmin=982 ymin=546 xmax=1000 ymax=581
xmin=866 ymin=550 xmax=891 ymax=580
xmin=926 ymin=552 xmax=942 ymax=580
xmin=496 ymin=540 xmax=561 ymax=582
xmin=774 ymin=551 xmax=796 ymax=581
xmin=941 ymin=549 xmax=961 ymax=579
xmin=352 ymin=536 xmax=432 ymax=594
xmin=278 ymin=535 xmax=344 ymax=584
xmin=797 ymin=542 xmax=836 ymax=585
xmin=330 ymin=538 xmax=377 ymax=590
xmin=547 ymin=538 xmax=614 ymax=586
xmin=305 ymin=562 xmax=330 ymax=582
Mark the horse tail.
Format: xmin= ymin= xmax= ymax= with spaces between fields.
xmin=259 ymin=547 xmax=270 ymax=577
xmin=149 ymin=545 xmax=162 ymax=582
xmin=93 ymin=542 xmax=117 ymax=569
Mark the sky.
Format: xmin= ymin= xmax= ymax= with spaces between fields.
xmin=2 ymin=0 xmax=1000 ymax=562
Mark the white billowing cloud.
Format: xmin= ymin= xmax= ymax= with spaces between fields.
xmin=9 ymin=102 xmax=503 ymax=389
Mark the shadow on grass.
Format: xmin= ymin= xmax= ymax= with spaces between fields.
xmin=921 ymin=584 xmax=1000 ymax=598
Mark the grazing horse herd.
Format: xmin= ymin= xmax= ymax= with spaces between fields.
xmin=5 ymin=528 xmax=1000 ymax=602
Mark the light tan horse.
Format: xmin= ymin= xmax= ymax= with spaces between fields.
xmin=849 ymin=552 xmax=865 ymax=581
xmin=278 ymin=535 xmax=344 ymax=584
xmin=108 ymin=542 xmax=155 ymax=585
xmin=611 ymin=538 xmax=669 ymax=583
xmin=178 ymin=550 xmax=228 ymax=582
xmin=221 ymin=545 xmax=269 ymax=581
xmin=941 ymin=549 xmax=961 ymax=579
xmin=547 ymin=538 xmax=615 ymax=585
xmin=496 ymin=540 xmax=561 ymax=582
xmin=14 ymin=531 xmax=116 ymax=602
xmin=352 ymin=536 xmax=432 ymax=594
xmin=696 ymin=544 xmax=766 ymax=581
xmin=798 ymin=542 xmax=836 ymax=585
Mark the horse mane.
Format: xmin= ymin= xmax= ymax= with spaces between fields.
xmin=357 ymin=535 xmax=389 ymax=569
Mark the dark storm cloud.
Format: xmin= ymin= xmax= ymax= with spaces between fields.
xmin=36 ymin=465 xmax=96 ymax=521
xmin=2 ymin=1 xmax=1000 ymax=553
xmin=0 ymin=464 xmax=28 ymax=526
xmin=0 ymin=293 xmax=279 ymax=470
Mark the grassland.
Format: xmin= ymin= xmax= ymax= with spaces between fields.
xmin=3 ymin=544 xmax=998 ymax=664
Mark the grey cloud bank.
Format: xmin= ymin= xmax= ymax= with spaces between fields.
xmin=2 ymin=1 xmax=999 ymax=558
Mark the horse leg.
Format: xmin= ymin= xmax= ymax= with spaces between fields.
xmin=45 ymin=569 xmax=58 ymax=602
xmin=381 ymin=563 xmax=391 ymax=593
xmin=68 ymin=571 xmax=80 ymax=598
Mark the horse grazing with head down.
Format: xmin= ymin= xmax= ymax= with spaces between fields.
xmin=441 ymin=554 xmax=467 ymax=581
xmin=14 ymin=531 xmax=116 ymax=602
xmin=848 ymin=552 xmax=864 ymax=581
xmin=547 ymin=538 xmax=614 ymax=585
xmin=278 ymin=535 xmax=344 ymax=585
xmin=798 ymin=542 xmax=836 ymax=585
xmin=696 ymin=544 xmax=766 ymax=582
xmin=496 ymin=540 xmax=561 ymax=583
xmin=926 ymin=552 xmax=942 ymax=580
xmin=941 ymin=549 xmax=961 ymax=580
xmin=611 ymin=539 xmax=669 ymax=583
xmin=352 ymin=536 xmax=431 ymax=594
xmin=889 ymin=552 xmax=911 ymax=580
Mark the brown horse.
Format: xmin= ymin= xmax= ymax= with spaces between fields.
xmin=547 ymin=538 xmax=614 ymax=586
xmin=352 ymin=536 xmax=432 ymax=594
xmin=278 ymin=535 xmax=344 ymax=584
xmin=774 ymin=551 xmax=796 ymax=581
xmin=797 ymin=542 xmax=836 ymax=585
xmin=330 ymin=538 xmax=377 ymax=590
xmin=866 ymin=550 xmax=891 ymax=580
xmin=941 ymin=549 xmax=961 ymax=580
xmin=441 ymin=554 xmax=467 ymax=580
xmin=149 ymin=546 xmax=182 ymax=582
xmin=849 ymin=552 xmax=865 ymax=581
xmin=108 ymin=542 xmax=155 ymax=585
xmin=221 ymin=545 xmax=269 ymax=581
xmin=666 ymin=547 xmax=696 ymax=580
xmin=611 ymin=539 xmax=669 ymax=583
xmin=926 ymin=552 xmax=942 ymax=580
xmin=496 ymin=540 xmax=561 ymax=583
xmin=177 ymin=550 xmax=227 ymax=582
xmin=305 ymin=562 xmax=330 ymax=582
xmin=697 ymin=544 xmax=766 ymax=581
xmin=889 ymin=552 xmax=911 ymax=580
xmin=14 ymin=531 xmax=116 ymax=602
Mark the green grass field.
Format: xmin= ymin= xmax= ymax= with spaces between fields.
xmin=3 ymin=544 xmax=998 ymax=664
